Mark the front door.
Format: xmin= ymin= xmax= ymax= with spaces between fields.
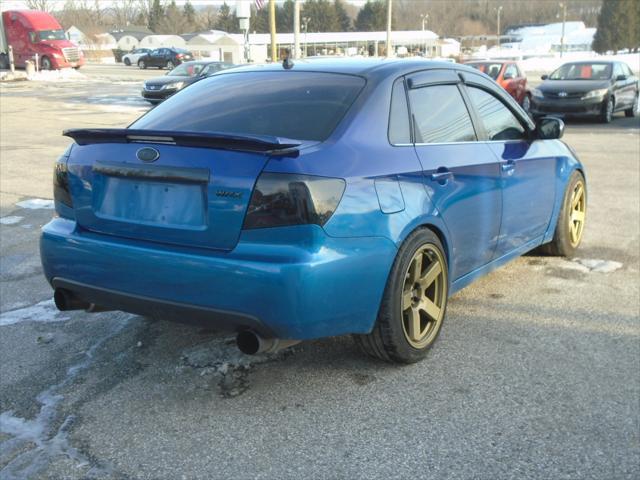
xmin=406 ymin=72 xmax=503 ymax=281
xmin=463 ymin=85 xmax=557 ymax=257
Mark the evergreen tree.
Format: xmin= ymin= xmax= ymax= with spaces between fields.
xmin=302 ymin=0 xmax=339 ymax=32
xmin=217 ymin=2 xmax=239 ymax=33
xmin=148 ymin=0 xmax=164 ymax=33
xmin=334 ymin=0 xmax=352 ymax=31
xmin=355 ymin=0 xmax=389 ymax=32
xmin=592 ymin=0 xmax=640 ymax=53
xmin=183 ymin=0 xmax=198 ymax=31
xmin=277 ymin=0 xmax=295 ymax=33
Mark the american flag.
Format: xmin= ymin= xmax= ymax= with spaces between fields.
xmin=255 ymin=0 xmax=266 ymax=10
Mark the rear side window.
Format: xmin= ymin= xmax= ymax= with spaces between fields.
xmin=408 ymin=85 xmax=476 ymax=144
xmin=131 ymin=72 xmax=365 ymax=142
xmin=504 ymin=63 xmax=518 ymax=78
xmin=388 ymin=79 xmax=411 ymax=144
xmin=467 ymin=87 xmax=526 ymax=141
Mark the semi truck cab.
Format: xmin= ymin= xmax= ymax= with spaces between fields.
xmin=0 ymin=10 xmax=84 ymax=70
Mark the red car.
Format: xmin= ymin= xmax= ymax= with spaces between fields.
xmin=465 ymin=61 xmax=530 ymax=112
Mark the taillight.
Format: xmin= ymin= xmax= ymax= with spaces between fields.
xmin=176 ymin=54 xmax=183 ymax=59
xmin=243 ymin=173 xmax=345 ymax=230
xmin=53 ymin=146 xmax=73 ymax=217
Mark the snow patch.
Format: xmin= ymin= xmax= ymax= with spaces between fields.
xmin=573 ymin=258 xmax=623 ymax=273
xmin=0 ymin=300 xmax=69 ymax=327
xmin=15 ymin=199 xmax=54 ymax=210
xmin=0 ymin=215 xmax=23 ymax=225
xmin=27 ymin=68 xmax=87 ymax=83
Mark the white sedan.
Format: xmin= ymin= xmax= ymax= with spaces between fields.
xmin=122 ymin=48 xmax=152 ymax=66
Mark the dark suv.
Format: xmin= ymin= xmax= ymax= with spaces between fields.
xmin=138 ymin=48 xmax=193 ymax=70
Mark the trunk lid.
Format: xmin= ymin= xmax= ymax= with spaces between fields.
xmin=64 ymin=129 xmax=299 ymax=251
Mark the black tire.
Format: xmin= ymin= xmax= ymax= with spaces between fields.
xmin=0 ymin=53 xmax=9 ymax=70
xmin=625 ymin=94 xmax=638 ymax=117
xmin=600 ymin=96 xmax=614 ymax=123
xmin=353 ymin=228 xmax=449 ymax=364
xmin=166 ymin=60 xmax=175 ymax=70
xmin=138 ymin=59 xmax=146 ymax=69
xmin=124 ymin=58 xmax=131 ymax=66
xmin=540 ymin=171 xmax=586 ymax=257
xmin=41 ymin=56 xmax=52 ymax=71
xmin=521 ymin=94 xmax=531 ymax=114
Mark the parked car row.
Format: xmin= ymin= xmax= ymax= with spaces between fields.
xmin=465 ymin=59 xmax=638 ymax=123
xmin=141 ymin=60 xmax=236 ymax=103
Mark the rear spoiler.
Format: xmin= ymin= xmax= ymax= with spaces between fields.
xmin=63 ymin=128 xmax=301 ymax=157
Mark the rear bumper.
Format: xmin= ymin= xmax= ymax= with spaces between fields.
xmin=530 ymin=97 xmax=603 ymax=117
xmin=40 ymin=219 xmax=397 ymax=339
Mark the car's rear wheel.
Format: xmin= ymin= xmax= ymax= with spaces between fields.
xmin=124 ymin=57 xmax=131 ymax=66
xmin=625 ymin=94 xmax=638 ymax=117
xmin=166 ymin=60 xmax=175 ymax=69
xmin=354 ymin=228 xmax=448 ymax=364
xmin=540 ymin=171 xmax=586 ymax=257
xmin=138 ymin=59 xmax=146 ymax=69
xmin=600 ymin=96 xmax=614 ymax=123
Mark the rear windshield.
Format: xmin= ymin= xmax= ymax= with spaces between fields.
xmin=468 ymin=63 xmax=503 ymax=80
xmin=130 ymin=71 xmax=366 ymax=142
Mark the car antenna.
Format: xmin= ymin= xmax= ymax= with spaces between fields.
xmin=282 ymin=49 xmax=294 ymax=70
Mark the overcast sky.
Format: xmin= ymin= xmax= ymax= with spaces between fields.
xmin=1 ymin=0 xmax=368 ymax=11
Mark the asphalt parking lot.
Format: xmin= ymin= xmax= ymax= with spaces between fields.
xmin=1 ymin=64 xmax=639 ymax=480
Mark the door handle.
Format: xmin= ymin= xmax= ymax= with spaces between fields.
xmin=501 ymin=160 xmax=516 ymax=174
xmin=431 ymin=170 xmax=453 ymax=184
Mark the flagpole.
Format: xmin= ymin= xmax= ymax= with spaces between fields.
xmin=386 ymin=0 xmax=393 ymax=58
xmin=269 ymin=0 xmax=277 ymax=62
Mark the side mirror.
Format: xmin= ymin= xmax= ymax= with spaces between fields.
xmin=541 ymin=74 xmax=549 ymax=80
xmin=536 ymin=116 xmax=564 ymax=140
xmin=616 ymin=74 xmax=627 ymax=82
xmin=503 ymin=72 xmax=514 ymax=80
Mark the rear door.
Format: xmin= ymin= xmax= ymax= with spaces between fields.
xmin=463 ymin=82 xmax=556 ymax=257
xmin=407 ymin=70 xmax=503 ymax=281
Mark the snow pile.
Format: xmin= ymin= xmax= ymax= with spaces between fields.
xmin=573 ymin=258 xmax=623 ymax=274
xmin=0 ymin=300 xmax=69 ymax=327
xmin=27 ymin=68 xmax=87 ymax=82
xmin=0 ymin=215 xmax=23 ymax=225
xmin=16 ymin=198 xmax=54 ymax=209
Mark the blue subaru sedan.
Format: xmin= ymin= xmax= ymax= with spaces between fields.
xmin=41 ymin=59 xmax=586 ymax=363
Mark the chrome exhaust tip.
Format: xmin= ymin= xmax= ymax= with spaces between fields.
xmin=236 ymin=331 xmax=300 ymax=355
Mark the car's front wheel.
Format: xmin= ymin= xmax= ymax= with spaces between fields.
xmin=354 ymin=228 xmax=448 ymax=364
xmin=124 ymin=57 xmax=131 ymax=66
xmin=540 ymin=170 xmax=586 ymax=257
xmin=625 ymin=94 xmax=638 ymax=117
xmin=600 ymin=96 xmax=614 ymax=123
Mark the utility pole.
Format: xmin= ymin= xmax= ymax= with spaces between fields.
xmin=386 ymin=0 xmax=393 ymax=58
xmin=302 ymin=16 xmax=310 ymax=57
xmin=420 ymin=13 xmax=429 ymax=56
xmin=559 ymin=2 xmax=567 ymax=57
xmin=293 ymin=0 xmax=300 ymax=59
xmin=496 ymin=5 xmax=503 ymax=47
xmin=269 ymin=0 xmax=277 ymax=62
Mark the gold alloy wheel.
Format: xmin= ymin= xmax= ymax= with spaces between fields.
xmin=569 ymin=180 xmax=586 ymax=247
xmin=401 ymin=244 xmax=448 ymax=349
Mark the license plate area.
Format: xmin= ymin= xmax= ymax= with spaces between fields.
xmin=93 ymin=176 xmax=207 ymax=229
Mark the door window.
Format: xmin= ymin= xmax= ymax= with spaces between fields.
xmin=388 ymin=79 xmax=411 ymax=144
xmin=467 ymin=87 xmax=526 ymax=141
xmin=408 ymin=85 xmax=476 ymax=144
xmin=613 ymin=63 xmax=625 ymax=79
xmin=504 ymin=64 xmax=518 ymax=79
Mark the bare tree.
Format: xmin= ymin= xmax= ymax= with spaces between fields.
xmin=25 ymin=0 xmax=56 ymax=12
xmin=111 ymin=0 xmax=141 ymax=29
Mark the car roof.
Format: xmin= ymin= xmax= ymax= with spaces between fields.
xmin=465 ymin=60 xmax=512 ymax=65
xmin=222 ymin=58 xmax=479 ymax=81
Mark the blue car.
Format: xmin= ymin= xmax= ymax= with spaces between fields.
xmin=41 ymin=59 xmax=586 ymax=363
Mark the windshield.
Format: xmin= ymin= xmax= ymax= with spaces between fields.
xmin=131 ymin=71 xmax=366 ymax=142
xmin=549 ymin=63 xmax=612 ymax=80
xmin=37 ymin=29 xmax=66 ymax=41
xmin=168 ymin=63 xmax=205 ymax=77
xmin=468 ymin=63 xmax=503 ymax=80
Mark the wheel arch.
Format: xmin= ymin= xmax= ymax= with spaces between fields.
xmin=396 ymin=219 xmax=452 ymax=274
